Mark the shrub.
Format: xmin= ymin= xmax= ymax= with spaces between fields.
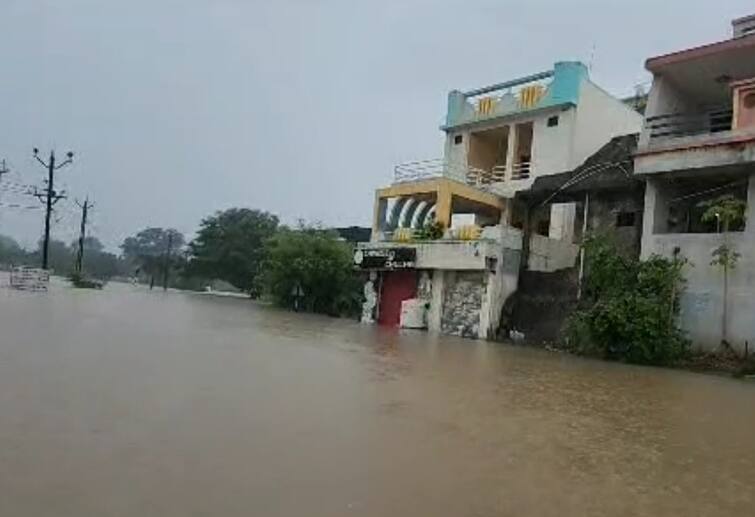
xmin=414 ymin=220 xmax=445 ymax=240
xmin=260 ymin=226 xmax=361 ymax=316
xmin=567 ymin=236 xmax=688 ymax=365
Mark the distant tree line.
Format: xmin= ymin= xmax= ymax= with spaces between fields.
xmin=0 ymin=234 xmax=125 ymax=279
xmin=0 ymin=208 xmax=360 ymax=315
xmin=2 ymin=206 xmax=363 ymax=317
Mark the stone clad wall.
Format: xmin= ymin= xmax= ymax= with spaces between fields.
xmin=441 ymin=271 xmax=485 ymax=338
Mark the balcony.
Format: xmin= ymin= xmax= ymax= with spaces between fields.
xmin=393 ymin=159 xmax=532 ymax=190
xmin=636 ymin=108 xmax=755 ymax=175
xmin=645 ymin=107 xmax=733 ymax=142
xmin=637 ymin=33 xmax=755 ymax=176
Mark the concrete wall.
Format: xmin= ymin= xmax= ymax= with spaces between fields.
xmin=549 ymin=203 xmax=577 ymax=242
xmin=641 ymin=173 xmax=755 ymax=352
xmin=639 ymin=75 xmax=697 ymax=148
xmin=479 ymin=247 xmax=521 ymax=339
xmin=643 ymin=232 xmax=755 ymax=352
xmin=530 ymin=107 xmax=577 ymax=177
xmin=441 ymin=271 xmax=486 ymax=338
xmin=635 ymin=130 xmax=755 ymax=175
xmin=577 ymin=190 xmax=644 ymax=257
xmin=528 ymin=234 xmax=580 ymax=272
xmin=572 ymin=81 xmax=643 ymax=168
xmin=444 ymin=130 xmax=468 ymax=171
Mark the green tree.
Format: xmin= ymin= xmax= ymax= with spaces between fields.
xmin=68 ymin=237 xmax=126 ymax=280
xmin=0 ymin=234 xmax=26 ymax=265
xmin=260 ymin=226 xmax=360 ymax=316
xmin=121 ymin=227 xmax=185 ymax=281
xmin=187 ymin=208 xmax=279 ymax=294
xmin=568 ymin=236 xmax=688 ymax=365
xmin=32 ymin=239 xmax=74 ymax=274
xmin=698 ymin=194 xmax=747 ymax=346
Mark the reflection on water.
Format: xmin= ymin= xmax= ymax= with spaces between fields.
xmin=1 ymin=278 xmax=754 ymax=516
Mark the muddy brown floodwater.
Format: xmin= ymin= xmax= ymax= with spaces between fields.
xmin=1 ymin=277 xmax=754 ymax=516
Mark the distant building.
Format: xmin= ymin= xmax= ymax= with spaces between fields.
xmin=356 ymin=62 xmax=641 ymax=339
xmin=635 ymin=14 xmax=755 ymax=352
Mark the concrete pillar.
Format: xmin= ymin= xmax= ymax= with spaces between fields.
xmin=372 ymin=194 xmax=388 ymax=241
xmin=446 ymin=90 xmax=466 ymax=127
xmin=479 ymin=271 xmax=493 ymax=340
xmin=428 ymin=270 xmax=445 ymax=332
xmin=435 ymin=183 xmax=453 ymax=230
xmin=505 ymin=124 xmax=517 ymax=181
xmin=640 ymin=178 xmax=668 ymax=259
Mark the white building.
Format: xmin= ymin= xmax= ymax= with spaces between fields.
xmin=358 ymin=61 xmax=641 ymax=339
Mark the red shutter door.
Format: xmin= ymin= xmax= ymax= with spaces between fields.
xmin=378 ymin=271 xmax=417 ymax=327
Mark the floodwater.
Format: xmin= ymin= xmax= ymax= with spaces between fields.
xmin=1 ymin=278 xmax=754 ymax=517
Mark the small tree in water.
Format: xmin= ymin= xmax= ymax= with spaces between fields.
xmin=698 ymin=195 xmax=746 ymax=346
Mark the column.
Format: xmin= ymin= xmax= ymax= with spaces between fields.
xmin=372 ymin=193 xmax=387 ymax=241
xmin=435 ymin=182 xmax=453 ymax=230
xmin=427 ymin=270 xmax=445 ymax=332
xmin=505 ymin=124 xmax=517 ymax=181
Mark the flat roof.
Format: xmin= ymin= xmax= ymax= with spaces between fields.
xmin=646 ymin=33 xmax=755 ymax=72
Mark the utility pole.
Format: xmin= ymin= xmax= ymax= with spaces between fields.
xmin=74 ymin=197 xmax=95 ymax=275
xmin=162 ymin=231 xmax=174 ymax=291
xmin=0 ymin=160 xmax=9 ymax=183
xmin=32 ymin=148 xmax=74 ymax=270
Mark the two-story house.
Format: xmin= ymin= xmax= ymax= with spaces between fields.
xmin=357 ymin=61 xmax=641 ymax=339
xmin=635 ymin=14 xmax=755 ymax=351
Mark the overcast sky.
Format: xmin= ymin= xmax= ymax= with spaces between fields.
xmin=0 ymin=0 xmax=752 ymax=251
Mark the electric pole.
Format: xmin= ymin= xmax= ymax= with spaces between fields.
xmin=32 ymin=148 xmax=74 ymax=270
xmin=162 ymin=231 xmax=174 ymax=291
xmin=0 ymin=160 xmax=9 ymax=183
xmin=74 ymin=197 xmax=95 ymax=275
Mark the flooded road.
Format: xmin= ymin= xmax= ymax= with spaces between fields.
xmin=1 ymin=279 xmax=754 ymax=516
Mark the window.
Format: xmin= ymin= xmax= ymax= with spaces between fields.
xmin=537 ymin=220 xmax=550 ymax=236
xmin=454 ymin=134 xmax=463 ymax=145
xmin=547 ymin=116 xmax=559 ymax=127
xmin=616 ymin=211 xmax=636 ymax=227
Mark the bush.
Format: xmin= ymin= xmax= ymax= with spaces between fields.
xmin=414 ymin=220 xmax=445 ymax=240
xmin=260 ymin=226 xmax=361 ymax=316
xmin=567 ymin=236 xmax=689 ymax=365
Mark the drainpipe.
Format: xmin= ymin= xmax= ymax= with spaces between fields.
xmin=577 ymin=192 xmax=589 ymax=300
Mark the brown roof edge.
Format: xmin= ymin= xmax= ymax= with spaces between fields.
xmin=733 ymin=13 xmax=755 ymax=24
xmin=645 ymin=33 xmax=755 ymax=72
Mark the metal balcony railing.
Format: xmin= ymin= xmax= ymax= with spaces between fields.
xmin=394 ymin=159 xmax=485 ymax=184
xmin=394 ymin=159 xmax=533 ymax=187
xmin=646 ymin=107 xmax=733 ymax=141
xmin=510 ymin=162 xmax=532 ymax=180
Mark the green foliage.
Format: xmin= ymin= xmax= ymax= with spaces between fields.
xmin=32 ymin=238 xmax=74 ymax=273
xmin=260 ymin=225 xmax=361 ymax=316
xmin=698 ymin=194 xmax=746 ymax=232
xmin=0 ymin=234 xmax=25 ymax=265
xmin=121 ymin=227 xmax=184 ymax=279
xmin=414 ymin=219 xmax=445 ymax=241
xmin=68 ymin=271 xmax=104 ymax=289
xmin=567 ymin=236 xmax=688 ymax=365
xmin=710 ymin=244 xmax=740 ymax=269
xmin=186 ymin=208 xmax=279 ymax=294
